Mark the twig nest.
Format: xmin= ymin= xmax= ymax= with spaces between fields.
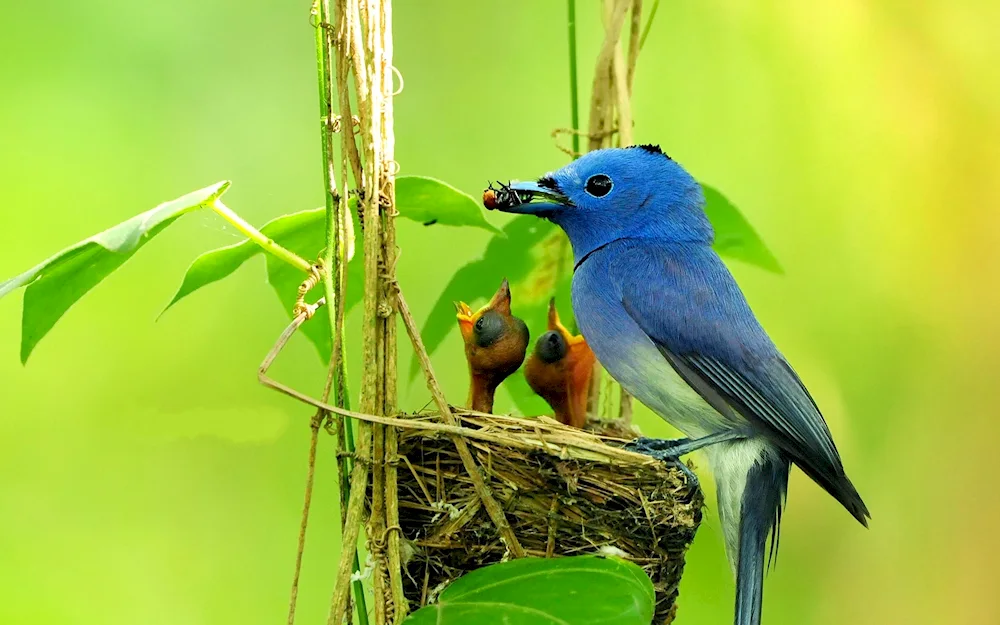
xmin=395 ymin=411 xmax=703 ymax=624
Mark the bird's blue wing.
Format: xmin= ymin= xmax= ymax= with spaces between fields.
xmin=614 ymin=242 xmax=869 ymax=524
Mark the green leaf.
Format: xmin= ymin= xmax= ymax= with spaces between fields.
xmin=404 ymin=555 xmax=654 ymax=625
xmin=408 ymin=216 xmax=554 ymax=383
xmin=703 ymin=184 xmax=782 ymax=274
xmin=0 ymin=181 xmax=231 ymax=363
xmin=396 ymin=176 xmax=501 ymax=234
xmin=162 ymin=208 xmax=320 ymax=314
xmin=162 ymin=207 xmax=362 ymax=363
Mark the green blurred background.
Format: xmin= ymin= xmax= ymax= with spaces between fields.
xmin=2 ymin=1 xmax=998 ymax=623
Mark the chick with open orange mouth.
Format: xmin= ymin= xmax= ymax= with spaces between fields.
xmin=455 ymin=278 xmax=529 ymax=413
xmin=524 ymin=299 xmax=596 ymax=429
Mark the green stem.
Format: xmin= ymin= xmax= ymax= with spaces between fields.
xmin=638 ymin=0 xmax=661 ymax=49
xmin=339 ymin=387 xmax=366 ymax=622
xmin=314 ymin=1 xmax=367 ymax=622
xmin=567 ymin=0 xmax=580 ymax=157
xmin=341 ymin=370 xmax=356 ymax=450
xmin=209 ymin=199 xmax=312 ymax=273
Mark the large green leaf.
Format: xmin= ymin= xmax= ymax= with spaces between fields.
xmin=162 ymin=208 xmax=323 ymax=313
xmin=703 ymin=183 xmax=782 ymax=274
xmin=162 ymin=207 xmax=362 ymax=363
xmin=0 ymin=181 xmax=231 ymax=363
xmin=407 ymin=215 xmax=554 ymax=383
xmin=396 ymin=176 xmax=501 ymax=234
xmin=404 ymin=555 xmax=654 ymax=625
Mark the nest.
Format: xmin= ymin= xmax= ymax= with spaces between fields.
xmin=393 ymin=411 xmax=704 ymax=624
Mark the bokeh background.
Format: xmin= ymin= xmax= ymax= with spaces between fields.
xmin=2 ymin=1 xmax=999 ymax=623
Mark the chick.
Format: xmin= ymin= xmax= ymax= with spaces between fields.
xmin=455 ymin=279 xmax=529 ymax=413
xmin=524 ymin=299 xmax=596 ymax=428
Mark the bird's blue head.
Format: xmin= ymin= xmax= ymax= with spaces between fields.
xmin=485 ymin=145 xmax=712 ymax=265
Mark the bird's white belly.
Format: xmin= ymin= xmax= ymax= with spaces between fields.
xmin=594 ymin=332 xmax=728 ymax=438
xmin=580 ymin=320 xmax=775 ymax=566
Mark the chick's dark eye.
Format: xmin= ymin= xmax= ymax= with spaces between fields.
xmin=473 ymin=312 xmax=504 ymax=348
xmin=585 ymin=174 xmax=613 ymax=198
xmin=535 ymin=330 xmax=567 ymax=363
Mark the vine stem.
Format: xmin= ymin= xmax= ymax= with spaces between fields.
xmin=304 ymin=0 xmax=369 ymax=623
xmin=286 ymin=413 xmax=324 ymax=625
xmin=376 ymin=0 xmax=408 ymax=617
xmin=560 ymin=0 xmax=581 ymax=337
xmin=638 ymin=0 xmax=660 ymax=49
xmin=566 ymin=0 xmax=580 ymax=156
xmin=325 ymin=0 xmax=381 ymax=622
xmin=582 ymin=0 xmax=642 ymax=422
xmin=208 ymin=198 xmax=312 ymax=273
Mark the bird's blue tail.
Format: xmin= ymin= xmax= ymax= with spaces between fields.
xmin=735 ymin=453 xmax=790 ymax=625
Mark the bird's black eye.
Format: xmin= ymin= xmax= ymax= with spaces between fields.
xmin=584 ymin=174 xmax=613 ymax=198
xmin=473 ymin=311 xmax=505 ymax=348
xmin=535 ymin=330 xmax=567 ymax=364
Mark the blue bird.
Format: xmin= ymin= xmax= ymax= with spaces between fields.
xmin=486 ymin=145 xmax=869 ymax=625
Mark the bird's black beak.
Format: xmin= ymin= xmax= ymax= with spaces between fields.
xmin=483 ymin=180 xmax=571 ymax=216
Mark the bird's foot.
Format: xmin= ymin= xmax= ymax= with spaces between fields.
xmin=670 ymin=460 xmax=700 ymax=491
xmin=625 ymin=436 xmax=689 ymax=458
xmin=624 ymin=437 xmax=700 ymax=490
xmin=626 ymin=429 xmax=751 ymax=458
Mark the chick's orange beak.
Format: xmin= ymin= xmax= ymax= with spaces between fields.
xmin=486 ymin=278 xmax=512 ymax=316
xmin=547 ymin=298 xmax=586 ymax=347
xmin=455 ymin=301 xmax=476 ymax=342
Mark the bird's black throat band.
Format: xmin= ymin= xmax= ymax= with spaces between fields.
xmin=573 ymin=240 xmax=616 ymax=272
